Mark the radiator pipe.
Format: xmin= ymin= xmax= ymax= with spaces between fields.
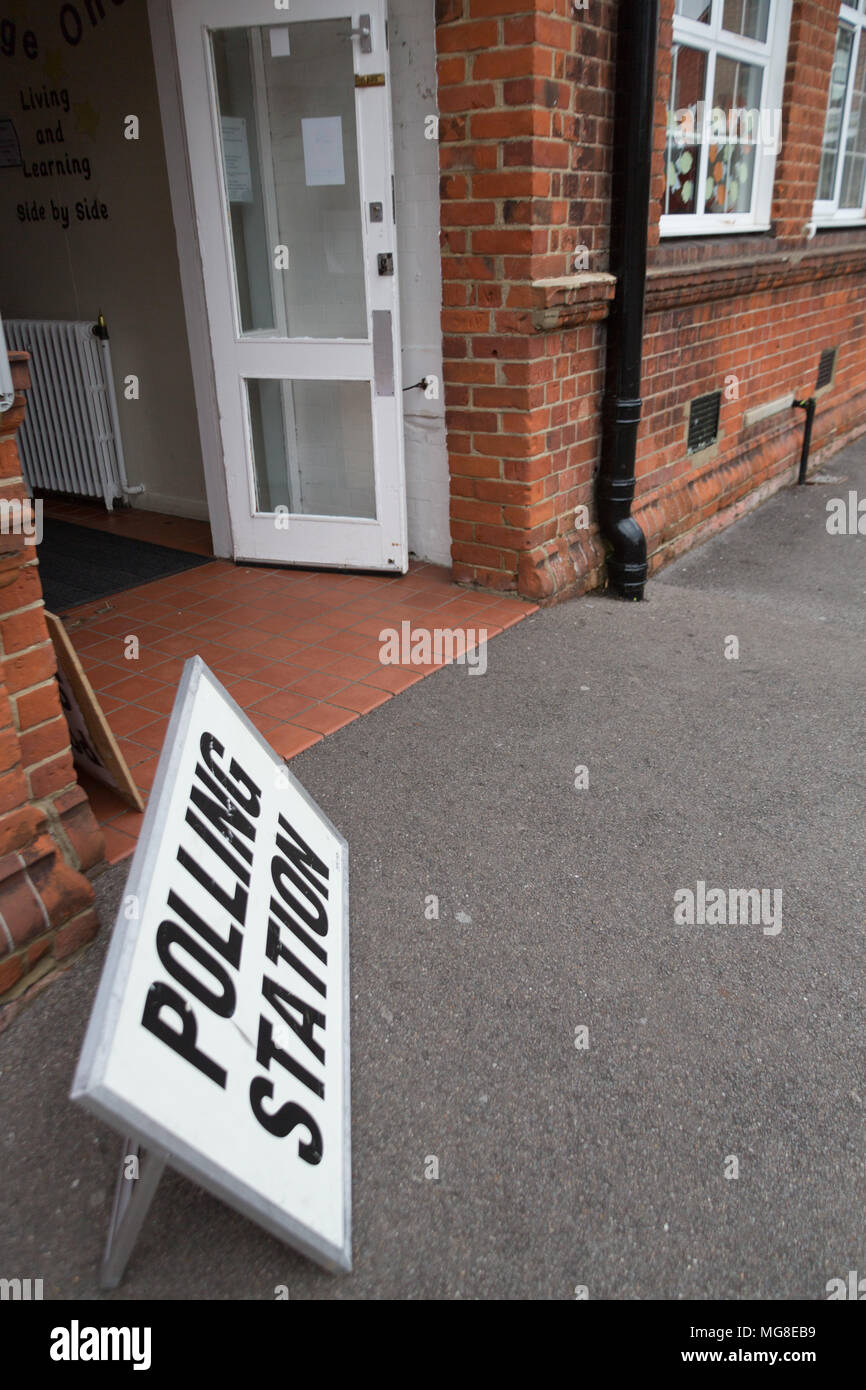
xmin=597 ymin=0 xmax=659 ymax=600
xmin=793 ymin=397 xmax=816 ymax=484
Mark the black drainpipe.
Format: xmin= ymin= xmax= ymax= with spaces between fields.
xmin=597 ymin=0 xmax=660 ymax=600
xmin=793 ymin=396 xmax=816 ymax=484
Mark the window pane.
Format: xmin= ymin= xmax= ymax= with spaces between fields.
xmin=213 ymin=20 xmax=368 ymax=340
xmin=664 ymin=45 xmax=707 ymax=215
xmin=818 ymin=24 xmax=855 ymax=202
xmin=722 ymin=0 xmax=770 ymax=44
xmin=705 ymin=57 xmax=763 ymax=214
xmin=839 ymin=33 xmax=866 ymax=209
xmin=248 ymin=379 xmax=376 ymax=519
xmin=676 ymin=1 xmax=712 ymax=23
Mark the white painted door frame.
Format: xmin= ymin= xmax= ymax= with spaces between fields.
xmin=148 ymin=0 xmax=408 ymax=572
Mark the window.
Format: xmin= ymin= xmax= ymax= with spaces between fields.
xmin=813 ymin=2 xmax=866 ymax=225
xmin=661 ymin=0 xmax=793 ymax=236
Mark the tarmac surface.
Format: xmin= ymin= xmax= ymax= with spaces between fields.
xmin=1 ymin=438 xmax=863 ymax=1300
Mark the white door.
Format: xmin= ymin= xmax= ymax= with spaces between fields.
xmin=171 ymin=0 xmax=407 ymax=572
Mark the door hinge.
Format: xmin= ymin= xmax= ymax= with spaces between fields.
xmin=355 ymin=72 xmax=386 ymax=88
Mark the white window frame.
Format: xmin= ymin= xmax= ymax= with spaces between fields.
xmin=661 ymin=0 xmax=793 ymax=238
xmin=812 ymin=1 xmax=866 ymax=228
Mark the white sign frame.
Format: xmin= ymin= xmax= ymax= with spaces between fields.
xmin=72 ymin=656 xmax=351 ymax=1275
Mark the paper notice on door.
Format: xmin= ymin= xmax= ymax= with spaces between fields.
xmin=269 ymin=26 xmax=291 ymax=58
xmin=302 ymin=116 xmax=345 ymax=187
xmin=221 ymin=116 xmax=253 ymax=203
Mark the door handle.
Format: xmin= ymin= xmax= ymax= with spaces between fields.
xmin=343 ymin=15 xmax=372 ymax=54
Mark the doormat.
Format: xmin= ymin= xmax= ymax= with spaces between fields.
xmin=36 ymin=518 xmax=213 ymax=613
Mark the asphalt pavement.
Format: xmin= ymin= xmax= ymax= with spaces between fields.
xmin=1 ymin=437 xmax=863 ymax=1300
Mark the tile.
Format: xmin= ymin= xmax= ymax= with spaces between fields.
xmin=252 ymin=635 xmax=309 ymax=662
xmin=317 ymin=631 xmax=382 ymax=658
xmin=267 ymin=725 xmax=324 ymax=758
xmin=130 ymin=718 xmax=171 ymax=752
xmin=116 ymin=738 xmax=153 ymax=769
xmin=216 ymin=627 xmax=277 ymax=652
xmin=360 ymin=666 xmax=426 ymax=694
xmin=133 ymin=756 xmax=162 ymax=792
xmin=223 ymin=678 xmax=280 ymax=707
xmin=330 ymin=685 xmax=392 ymax=715
xmin=286 ymin=672 xmax=351 ymax=702
xmin=349 ymin=616 xmax=398 ymax=639
xmin=246 ymin=712 xmax=286 ymax=738
xmin=249 ymin=661 xmax=312 ymax=688
xmin=98 ymin=673 xmax=168 ymax=702
xmin=322 ymin=654 xmax=381 ymax=682
xmin=107 ymin=808 xmax=146 ymax=838
xmin=147 ymin=657 xmax=188 ymax=684
xmin=137 ymin=686 xmax=181 ymax=716
xmin=102 ymin=824 xmax=138 ymax=864
xmin=209 ymin=649 xmax=276 ymax=680
xmin=275 ymin=645 xmax=344 ymax=672
xmin=108 ymin=705 xmax=161 ymax=739
xmin=290 ymin=703 xmax=359 ymax=736
xmin=250 ymin=690 xmax=316 ymax=722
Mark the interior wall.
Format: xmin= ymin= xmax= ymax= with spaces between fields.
xmin=0 ymin=0 xmax=207 ymax=519
xmin=0 ymin=0 xmax=448 ymax=562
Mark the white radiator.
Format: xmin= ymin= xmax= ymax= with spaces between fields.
xmin=3 ymin=318 xmax=129 ymax=510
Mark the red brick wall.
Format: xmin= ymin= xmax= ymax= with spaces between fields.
xmin=0 ymin=355 xmax=104 ymax=1026
xmin=436 ymin=0 xmax=866 ymax=600
xmin=637 ymin=0 xmax=866 ymax=573
xmin=436 ymin=0 xmax=617 ymax=597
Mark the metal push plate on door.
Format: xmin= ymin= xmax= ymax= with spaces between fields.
xmin=372 ymin=311 xmax=394 ymax=397
xmin=377 ymin=253 xmax=394 ymax=276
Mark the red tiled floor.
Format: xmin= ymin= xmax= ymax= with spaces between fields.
xmin=53 ymin=511 xmax=537 ymax=863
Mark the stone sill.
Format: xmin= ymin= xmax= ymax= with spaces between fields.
xmin=646 ymin=243 xmax=866 ymax=312
xmin=530 ymin=273 xmax=617 ymax=331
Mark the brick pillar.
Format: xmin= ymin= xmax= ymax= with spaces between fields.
xmin=435 ymin=0 xmax=618 ymax=602
xmin=0 ymin=352 xmax=105 ymax=1028
xmin=772 ymin=0 xmax=840 ymax=246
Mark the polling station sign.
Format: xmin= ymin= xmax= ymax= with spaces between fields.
xmin=72 ymin=657 xmax=350 ymax=1273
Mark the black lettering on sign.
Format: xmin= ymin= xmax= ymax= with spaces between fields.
xmin=266 ymin=917 xmax=326 ymax=999
xmin=262 ymin=974 xmax=325 ymax=1065
xmin=167 ymin=889 xmax=242 ymax=971
xmin=271 ymin=852 xmax=328 ymax=937
xmin=177 ymin=845 xmax=248 ymax=929
xmin=200 ymin=733 xmax=262 ymax=819
xmin=185 ymin=808 xmax=250 ymax=888
xmin=276 ymin=812 xmax=330 ymax=891
xmin=141 ymin=981 xmax=226 ymax=1089
xmin=269 ymin=893 xmax=327 ymax=965
xmin=189 ymin=760 xmax=256 ymax=865
xmin=156 ymin=921 xmax=236 ymax=1020
xmin=254 ymin=1015 xmax=323 ymax=1100
xmin=249 ymin=1078 xmax=322 ymax=1163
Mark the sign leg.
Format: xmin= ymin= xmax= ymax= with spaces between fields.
xmin=100 ymin=1137 xmax=167 ymax=1290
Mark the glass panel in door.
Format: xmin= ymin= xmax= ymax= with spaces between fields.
xmin=212 ymin=20 xmax=368 ymax=341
